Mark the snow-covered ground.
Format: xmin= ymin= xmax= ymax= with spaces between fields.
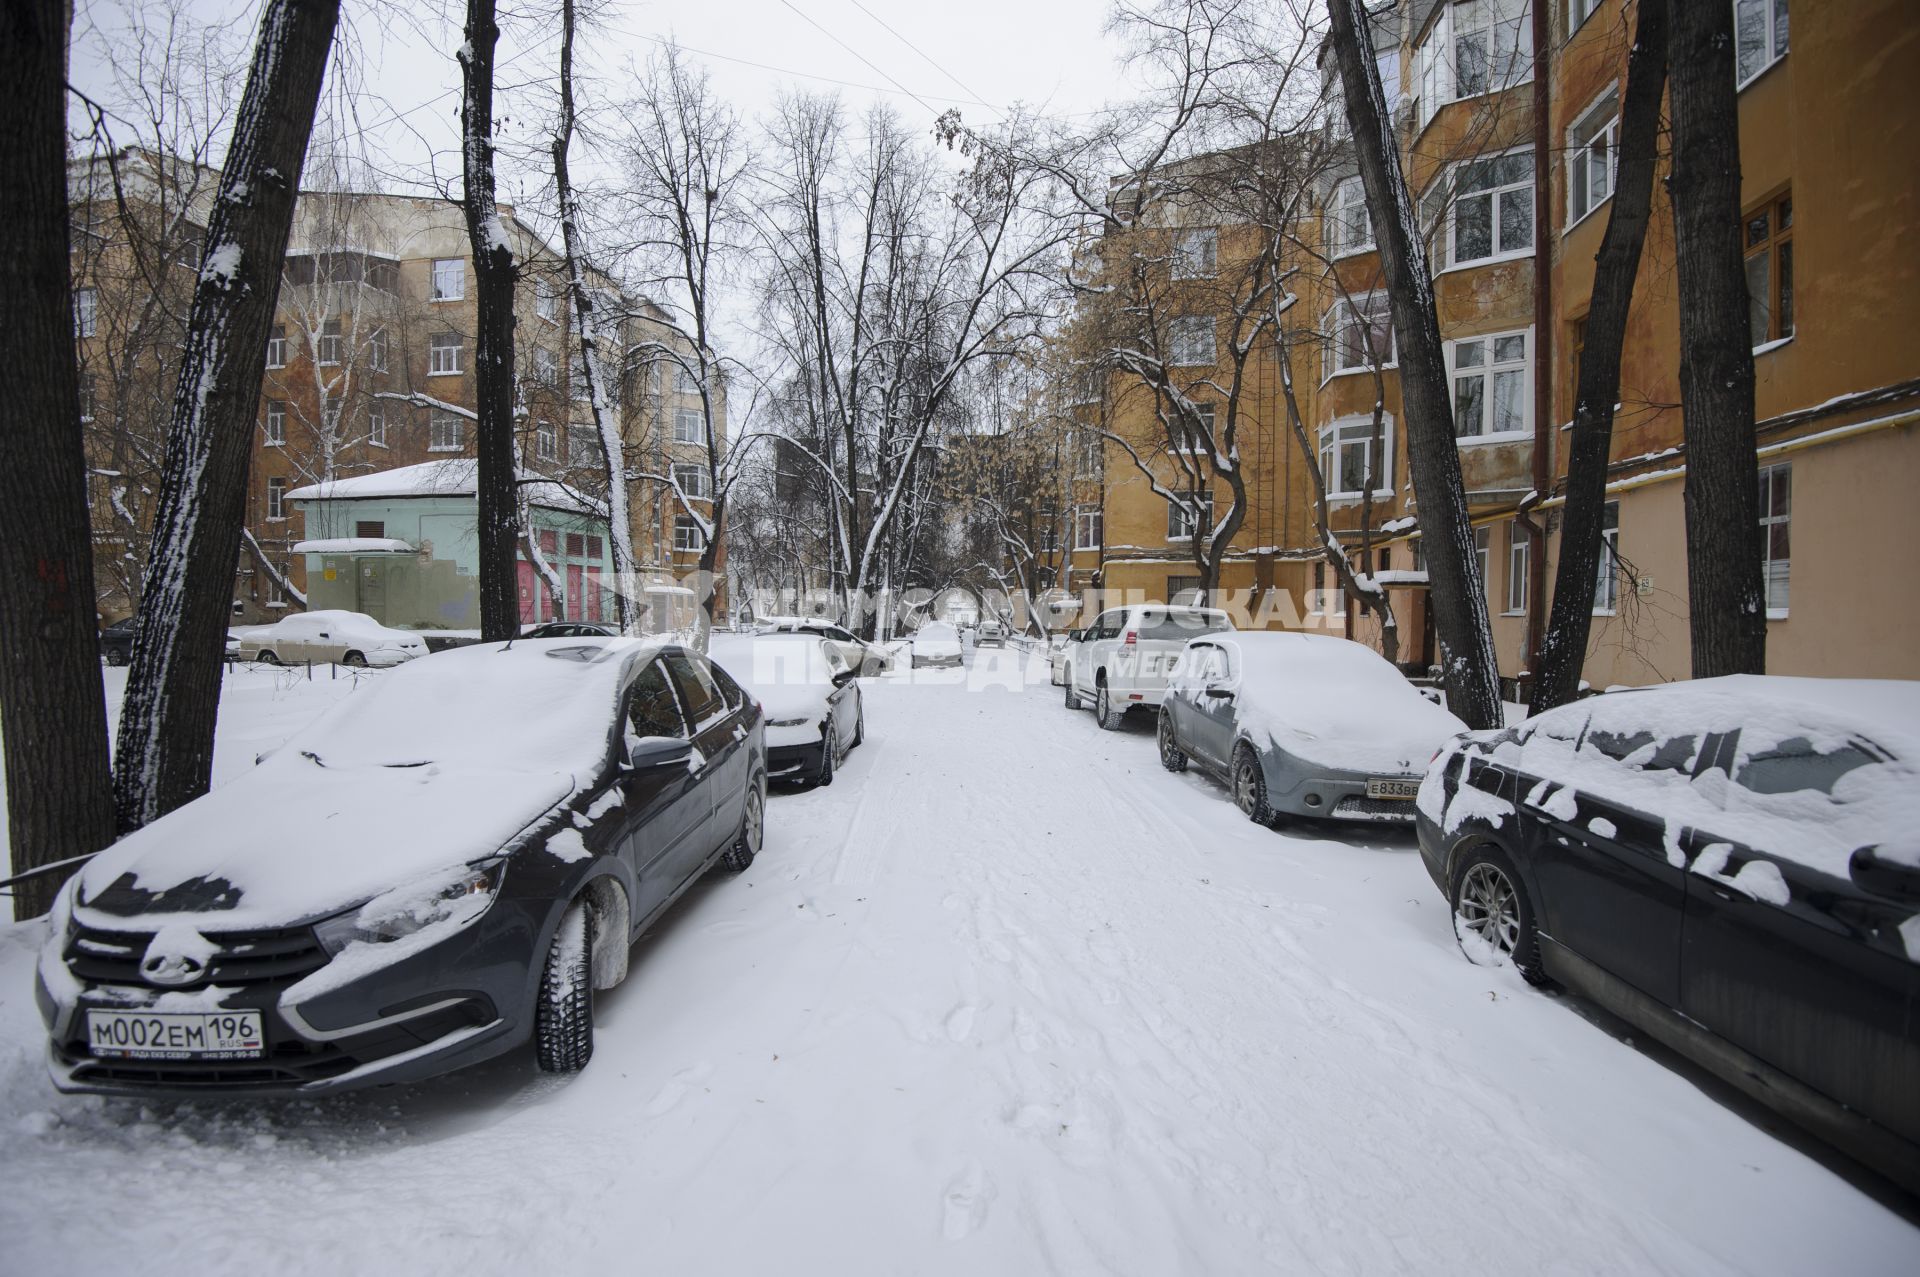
xmin=2 ymin=655 xmax=1916 ymax=1273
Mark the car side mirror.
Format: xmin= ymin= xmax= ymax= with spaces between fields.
xmin=1068 ymin=629 xmax=1085 ymax=642
xmin=1850 ymin=846 xmax=1920 ymax=902
xmin=831 ymin=668 xmax=859 ymax=687
xmin=624 ymin=734 xmax=692 ymax=770
xmin=1204 ymin=686 xmax=1235 ymax=700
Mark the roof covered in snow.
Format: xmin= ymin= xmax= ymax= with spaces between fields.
xmin=286 ymin=459 xmax=604 ymax=518
xmin=292 ymin=537 xmax=415 ymax=555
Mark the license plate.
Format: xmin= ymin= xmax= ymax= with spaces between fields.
xmin=1366 ymin=778 xmax=1420 ymax=801
xmin=88 ymin=1009 xmax=264 ymax=1060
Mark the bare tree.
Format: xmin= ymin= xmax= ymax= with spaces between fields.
xmin=114 ymin=0 xmax=342 ymax=831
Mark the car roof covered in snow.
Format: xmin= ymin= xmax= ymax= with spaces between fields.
xmin=1556 ymin=675 xmax=1920 ymax=761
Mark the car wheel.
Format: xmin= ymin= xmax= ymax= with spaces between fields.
xmin=1232 ymin=743 xmax=1276 ymax=827
xmin=256 ymin=650 xmax=280 ymax=665
xmin=723 ymin=777 xmax=765 ymax=872
xmin=1450 ymin=845 xmax=1550 ymax=988
xmin=816 ymin=719 xmax=836 ymax=787
xmin=342 ymin=650 xmax=367 ymax=668
xmin=1157 ymin=709 xmax=1189 ymax=772
xmin=534 ymin=898 xmax=595 ymax=1073
xmin=1063 ymin=671 xmax=1083 ymax=710
xmin=1094 ymin=682 xmax=1126 ymax=731
xmin=105 ymin=647 xmax=129 ymax=667
xmin=852 ymin=701 xmax=865 ymax=748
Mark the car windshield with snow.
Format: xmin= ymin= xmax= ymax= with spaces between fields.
xmin=1416 ymin=674 xmax=1920 ymax=1190
xmin=37 ymin=637 xmax=766 ymax=1095
xmin=1158 ymin=631 xmax=1467 ymax=826
xmin=709 ymin=633 xmax=863 ymax=787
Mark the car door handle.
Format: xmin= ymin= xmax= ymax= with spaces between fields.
xmin=732 ymin=725 xmax=746 ymax=743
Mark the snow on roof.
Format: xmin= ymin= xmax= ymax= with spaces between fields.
xmin=292 ymin=537 xmax=415 ymax=555
xmin=286 ymin=459 xmax=604 ymax=517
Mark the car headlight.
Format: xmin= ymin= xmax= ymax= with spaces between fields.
xmin=313 ymin=857 xmax=505 ymax=956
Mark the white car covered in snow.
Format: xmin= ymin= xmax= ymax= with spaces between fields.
xmin=237 ymin=610 xmax=426 ymax=668
xmin=1063 ymin=604 xmax=1234 ymax=728
xmin=911 ymin=621 xmax=964 ymax=669
xmin=708 ymin=633 xmax=864 ymax=786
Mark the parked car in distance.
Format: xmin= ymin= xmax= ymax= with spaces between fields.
xmin=39 ymin=636 xmax=767 ymax=1095
xmin=1047 ymin=633 xmax=1074 ymax=686
xmin=1416 ymin=674 xmax=1920 ymax=1193
xmin=237 ymin=610 xmax=427 ymax=667
xmin=976 ymin=619 xmax=1008 ymax=648
xmin=523 ymin=621 xmax=615 ymax=639
xmin=709 ymin=632 xmax=863 ymax=786
xmin=102 ymin=617 xmax=248 ymax=666
xmin=762 ymin=618 xmax=895 ymax=675
xmin=1063 ymin=604 xmax=1233 ymax=728
xmin=1160 ymin=632 xmax=1466 ymax=826
xmin=911 ymin=621 xmax=964 ymax=669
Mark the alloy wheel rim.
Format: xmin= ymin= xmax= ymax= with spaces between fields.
xmin=1159 ymin=718 xmax=1179 ymax=765
xmin=1235 ymin=757 xmax=1259 ymax=813
xmin=1458 ymin=863 xmax=1521 ymax=953
xmin=747 ymin=789 xmax=763 ymax=850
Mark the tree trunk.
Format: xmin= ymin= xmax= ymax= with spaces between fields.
xmin=1667 ymin=0 xmax=1766 ymax=678
xmin=1530 ymin=0 xmax=1669 ymax=714
xmin=1326 ymin=0 xmax=1501 ymax=729
xmin=0 ymin=0 xmax=119 ymax=916
xmin=113 ymin=0 xmax=340 ymax=833
xmin=460 ymin=0 xmax=521 ymax=643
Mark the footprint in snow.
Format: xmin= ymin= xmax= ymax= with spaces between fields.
xmin=941 ymin=1162 xmax=994 ymax=1240
xmin=645 ymin=1063 xmax=713 ymax=1116
xmin=944 ymin=1004 xmax=977 ymax=1043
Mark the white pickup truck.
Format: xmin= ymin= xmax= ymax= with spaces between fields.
xmin=1062 ymin=604 xmax=1234 ymax=729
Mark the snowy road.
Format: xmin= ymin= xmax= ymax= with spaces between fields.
xmin=2 ymin=654 xmax=1916 ymax=1273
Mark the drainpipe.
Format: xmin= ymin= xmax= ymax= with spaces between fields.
xmin=1520 ymin=0 xmax=1554 ymax=697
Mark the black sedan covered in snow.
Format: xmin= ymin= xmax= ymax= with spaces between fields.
xmin=708 ymin=632 xmax=863 ymax=786
xmin=38 ymin=637 xmax=766 ymax=1094
xmin=1416 ymin=675 xmax=1920 ymax=1192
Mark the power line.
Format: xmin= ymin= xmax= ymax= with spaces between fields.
xmin=847 ymin=0 xmax=999 ymax=118
xmin=775 ymin=0 xmax=944 ymax=117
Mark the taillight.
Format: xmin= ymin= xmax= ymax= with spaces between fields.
xmin=1123 ymin=630 xmax=1137 ymax=646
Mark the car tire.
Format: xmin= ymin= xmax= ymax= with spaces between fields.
xmin=816 ymin=720 xmax=836 ymax=787
xmin=1063 ymin=672 xmax=1083 ymax=710
xmin=256 ymin=650 xmax=280 ymax=665
xmin=1094 ymin=682 xmax=1126 ymax=731
xmin=1157 ymin=709 xmax=1189 ymax=772
xmin=1232 ymin=743 xmax=1277 ymax=827
xmin=105 ymin=647 xmax=129 ymax=667
xmin=852 ymin=701 xmax=865 ymax=748
xmin=342 ymin=651 xmax=367 ymax=668
xmin=723 ymin=777 xmax=765 ymax=872
xmin=534 ymin=898 xmax=594 ymax=1073
xmin=1450 ymin=844 xmax=1551 ymax=988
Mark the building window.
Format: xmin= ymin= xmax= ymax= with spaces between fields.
xmin=531 ymin=347 xmax=555 ymax=386
xmin=429 ymin=331 xmax=464 ymax=376
xmin=567 ymin=427 xmax=595 ymax=468
xmin=1175 ymin=405 xmax=1214 ymax=454
xmin=1594 ymin=500 xmax=1620 ymax=614
xmin=265 ymin=325 xmax=287 ymax=368
xmin=1077 ymin=432 xmax=1103 ymax=475
xmin=75 ymin=287 xmax=97 ymax=338
xmin=1568 ymin=0 xmax=1601 ymax=33
xmin=1735 ymin=0 xmax=1789 ymax=88
xmin=536 ymin=281 xmax=558 ymax=323
xmin=1324 ymin=292 xmax=1395 ymax=379
xmin=1744 ymin=191 xmax=1794 ymax=348
xmin=1506 ymin=521 xmax=1530 ymax=613
xmin=674 ymin=517 xmax=705 ymax=553
xmin=1450 ymin=151 xmax=1534 ymax=266
xmin=673 ymin=408 xmax=703 ymax=445
xmin=1414 ymin=0 xmax=1532 ymax=126
xmin=1074 ymin=508 xmax=1103 ymax=550
xmin=317 ymin=319 xmax=343 ymax=366
xmin=1566 ymin=91 xmax=1618 ymax=228
xmin=267 ymin=477 xmax=286 ymax=521
xmin=1318 ymin=416 xmax=1392 ymax=499
xmin=1168 ymin=575 xmax=1205 ymax=606
xmin=673 ymin=462 xmax=711 ymax=498
xmin=264 ymin=399 xmax=286 ymax=447
xmin=675 ymin=365 xmax=702 ymax=395
xmin=431 ymin=257 xmax=465 ymax=301
xmin=1449 ymin=330 xmax=1530 ymax=438
xmin=320 ymin=398 xmax=341 ymax=435
xmin=1473 ymin=525 xmax=1492 ymax=604
xmin=1171 ymin=228 xmax=1217 ymax=279
xmin=1759 ymin=462 xmax=1791 ymax=617
xmin=536 ymin=419 xmax=558 ymax=462
xmin=1168 ymin=316 xmax=1216 ymax=367
xmin=368 ymin=327 xmax=389 ymax=373
xmin=1167 ymin=492 xmax=1212 ymax=541
xmin=355 ymin=520 xmax=386 ymax=540
xmin=1328 ymin=177 xmax=1373 ymax=257
xmin=429 ymin=409 xmax=465 ymax=452
xmin=368 ymin=405 xmax=387 ymax=447
xmin=267 ymin=573 xmax=286 ymax=607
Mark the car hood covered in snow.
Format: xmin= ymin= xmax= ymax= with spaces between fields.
xmin=709 ymin=634 xmax=838 ymax=727
xmin=75 ymin=638 xmax=656 ymax=929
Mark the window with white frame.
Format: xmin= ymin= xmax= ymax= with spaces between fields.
xmin=1473 ymin=525 xmax=1492 ymax=603
xmin=1568 ymin=0 xmax=1601 ymax=33
xmin=431 ymin=257 xmax=465 ymax=301
xmin=317 ymin=319 xmax=343 ymax=366
xmin=1167 ymin=491 xmax=1212 ymax=541
xmin=1324 ymin=292 xmax=1395 ymax=378
xmin=1074 ymin=508 xmax=1103 ymax=550
xmin=368 ymin=405 xmax=387 ymax=447
xmin=1450 ymin=151 xmax=1534 ymax=266
xmin=1506 ymin=521 xmax=1530 ymax=613
xmin=1449 ymin=330 xmax=1530 ymax=438
xmin=265 ymin=325 xmax=286 ymax=368
xmin=536 ymin=419 xmax=557 ymax=462
xmin=1328 ymin=176 xmax=1373 ymax=257
xmin=1175 ymin=405 xmax=1214 ymax=455
xmin=673 ymin=462 xmax=711 ymax=499
xmin=673 ymin=408 xmax=703 ymax=445
xmin=1168 ymin=316 xmax=1216 ymax=366
xmin=266 ymin=477 xmax=286 ymax=521
xmin=675 ymin=365 xmax=702 ymax=394
xmin=1567 ymin=92 xmax=1618 ymax=227
xmin=1171 ymin=228 xmax=1218 ymax=279
xmin=1594 ymin=499 xmax=1620 ymax=613
xmin=264 ymin=399 xmax=286 ymax=446
xmin=1319 ymin=416 xmax=1392 ymax=498
xmin=430 ymin=409 xmax=465 ymax=452
xmin=429 ymin=331 xmax=463 ymax=375
xmin=368 ymin=327 xmax=389 ymax=373
xmin=1759 ymin=462 xmax=1790 ymax=616
xmin=534 ymin=347 xmax=557 ymax=386
xmin=1077 ymin=432 xmax=1103 ymax=474
xmin=1414 ymin=0 xmax=1532 ymax=127
xmin=1735 ymin=0 xmax=1789 ymax=88
xmin=535 ymin=281 xmax=558 ymax=322
xmin=674 ymin=516 xmax=705 ymax=553
xmin=568 ymin=427 xmax=595 ymax=468
xmin=75 ymin=287 xmax=97 ymax=338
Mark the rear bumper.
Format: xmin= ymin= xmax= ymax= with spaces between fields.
xmin=1262 ymin=759 xmax=1422 ymax=825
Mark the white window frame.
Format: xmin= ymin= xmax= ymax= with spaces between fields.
xmin=1445 ymin=148 xmax=1535 ymax=269
xmin=368 ymin=327 xmax=389 ymax=374
xmin=1735 ymin=0 xmax=1789 ymax=91
xmin=1566 ymin=88 xmax=1620 ymax=230
xmin=429 ymin=332 xmax=463 ymax=376
xmin=1173 ymin=406 xmax=1215 ymax=456
xmin=317 ymin=319 xmax=343 ymax=367
xmin=673 ymin=516 xmax=706 ymax=553
xmin=1328 ymin=176 xmax=1374 ymax=258
xmin=1413 ymin=0 xmax=1533 ymax=129
xmin=265 ymin=325 xmax=287 ymax=369
xmin=1167 ymin=316 xmax=1216 ymax=367
xmin=567 ymin=426 xmax=596 ymax=468
xmin=1447 ymin=328 xmax=1532 ymax=441
xmin=535 ymin=419 xmax=557 ymax=462
xmin=1759 ymin=461 xmax=1790 ymax=618
xmin=264 ymin=400 xmax=286 ymax=447
xmin=673 ymin=408 xmax=704 ymax=445
xmin=1594 ymin=499 xmax=1621 ymax=615
xmin=1074 ymin=508 xmax=1103 ymax=551
xmin=431 ymin=257 xmax=465 ymax=301
xmin=1568 ymin=0 xmax=1602 ymax=35
xmin=368 ymin=404 xmax=387 ymax=448
xmin=1171 ymin=228 xmax=1218 ymax=280
xmin=1322 ymin=291 xmax=1396 ymax=382
xmin=534 ymin=347 xmax=557 ymax=387
xmin=1505 ymin=521 xmax=1530 ymax=614
xmin=1167 ymin=491 xmax=1212 ymax=542
xmin=75 ymin=287 xmax=97 ymax=339
xmin=535 ymin=281 xmax=558 ymax=323
xmin=266 ymin=477 xmax=286 ymax=522
xmin=1077 ymin=433 xmax=1103 ymax=475
xmin=675 ymin=365 xmax=702 ymax=395
xmin=1318 ymin=414 xmax=1395 ymax=501
xmin=673 ymin=462 xmax=712 ymax=499
xmin=429 ymin=409 xmax=465 ymax=452
xmin=1473 ymin=525 xmax=1492 ymax=605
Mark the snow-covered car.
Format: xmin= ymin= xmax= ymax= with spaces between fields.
xmin=1063 ymin=604 xmax=1234 ymax=728
xmin=911 ymin=621 xmax=964 ymax=669
xmin=1046 ymin=633 xmax=1073 ymax=686
xmin=523 ymin=621 xmax=615 ymax=639
xmin=1159 ymin=632 xmax=1466 ymax=826
xmin=237 ymin=610 xmax=426 ymax=667
xmin=763 ymin=618 xmax=894 ymax=675
xmin=976 ymin=620 xmax=1008 ymax=648
xmin=709 ymin=633 xmax=863 ymax=786
xmin=1416 ymin=675 xmax=1920 ymax=1195
xmin=100 ymin=618 xmax=245 ymax=665
xmin=38 ymin=637 xmax=767 ymax=1095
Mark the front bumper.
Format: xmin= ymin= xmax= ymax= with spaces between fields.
xmin=1262 ymin=760 xmax=1423 ymax=825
